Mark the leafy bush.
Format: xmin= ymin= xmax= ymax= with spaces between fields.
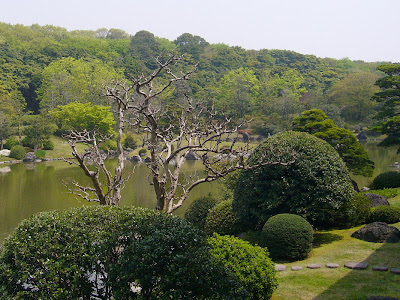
xmin=42 ymin=139 xmax=54 ymax=150
xmin=263 ymin=213 xmax=314 ymax=260
xmin=34 ymin=150 xmax=46 ymax=158
xmin=9 ymin=145 xmax=26 ymax=160
xmin=4 ymin=137 xmax=19 ymax=150
xmin=99 ymin=139 xmax=117 ymax=151
xmin=22 ymin=136 xmax=34 ymax=148
xmin=338 ymin=193 xmax=371 ymax=227
xmin=123 ymin=133 xmax=138 ymax=150
xmin=234 ymin=131 xmax=354 ymax=230
xmin=371 ymin=171 xmax=400 ymax=189
xmin=239 ymin=230 xmax=269 ymax=248
xmin=208 ymin=234 xmax=278 ymax=299
xmin=184 ymin=194 xmax=220 ymax=230
xmin=138 ymin=148 xmax=147 ymax=156
xmin=368 ymin=206 xmax=400 ymax=224
xmin=0 ymin=206 xmax=238 ymax=299
xmin=205 ymin=199 xmax=239 ymax=236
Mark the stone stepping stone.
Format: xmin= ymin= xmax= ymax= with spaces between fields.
xmin=307 ymin=264 xmax=321 ymax=269
xmin=344 ymin=261 xmax=369 ymax=270
xmin=291 ymin=266 xmax=303 ymax=271
xmin=275 ymin=264 xmax=286 ymax=271
xmin=372 ymin=265 xmax=389 ymax=272
xmin=390 ymin=268 xmax=400 ymax=275
xmin=325 ymin=263 xmax=340 ymax=268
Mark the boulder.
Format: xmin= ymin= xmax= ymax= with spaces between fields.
xmin=143 ymin=157 xmax=152 ymax=163
xmin=185 ymin=150 xmax=199 ymax=160
xmin=360 ymin=187 xmax=370 ymax=192
xmin=391 ymin=162 xmax=400 ymax=168
xmin=0 ymin=166 xmax=11 ymax=173
xmin=357 ymin=131 xmax=368 ymax=141
xmin=0 ymin=149 xmax=11 ymax=156
xmin=363 ymin=193 xmax=390 ymax=207
xmin=129 ymin=155 xmax=142 ymax=163
xmin=351 ymin=222 xmax=400 ymax=243
xmin=23 ymin=152 xmax=37 ymax=162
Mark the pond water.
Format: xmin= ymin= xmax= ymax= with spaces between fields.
xmin=1 ymin=141 xmax=400 ymax=243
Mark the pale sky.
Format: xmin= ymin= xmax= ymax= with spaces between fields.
xmin=1 ymin=0 xmax=399 ymax=62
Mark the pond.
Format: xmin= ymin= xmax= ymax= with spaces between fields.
xmin=1 ymin=141 xmax=400 ymax=243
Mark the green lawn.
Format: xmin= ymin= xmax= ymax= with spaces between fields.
xmin=272 ymin=193 xmax=400 ymax=299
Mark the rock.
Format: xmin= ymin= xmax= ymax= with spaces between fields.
xmin=291 ymin=266 xmax=303 ymax=271
xmin=344 ymin=261 xmax=369 ymax=270
xmin=390 ymin=162 xmax=400 ymax=168
xmin=360 ymin=187 xmax=370 ymax=192
xmin=0 ymin=149 xmax=11 ymax=156
xmin=0 ymin=166 xmax=11 ymax=173
xmin=351 ymin=222 xmax=400 ymax=243
xmin=307 ymin=264 xmax=321 ymax=269
xmin=23 ymin=152 xmax=37 ymax=162
xmin=372 ymin=265 xmax=389 ymax=271
xmin=185 ymin=151 xmax=199 ymax=160
xmin=143 ymin=157 xmax=151 ymax=163
xmin=363 ymin=193 xmax=390 ymax=207
xmin=325 ymin=263 xmax=340 ymax=268
xmin=242 ymin=132 xmax=250 ymax=142
xmin=390 ymin=268 xmax=400 ymax=275
xmin=275 ymin=264 xmax=286 ymax=271
xmin=357 ymin=131 xmax=368 ymax=141
xmin=129 ymin=155 xmax=142 ymax=163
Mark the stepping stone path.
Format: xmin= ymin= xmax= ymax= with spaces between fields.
xmin=326 ymin=263 xmax=340 ymax=268
xmin=275 ymin=264 xmax=286 ymax=271
xmin=373 ymin=266 xmax=389 ymax=272
xmin=307 ymin=264 xmax=321 ymax=269
xmin=391 ymin=268 xmax=400 ymax=275
xmin=291 ymin=266 xmax=303 ymax=271
xmin=344 ymin=261 xmax=369 ymax=270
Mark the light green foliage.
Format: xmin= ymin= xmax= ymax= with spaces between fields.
xmin=99 ymin=139 xmax=117 ymax=151
xmin=368 ymin=205 xmax=400 ymax=224
xmin=34 ymin=150 xmax=46 ymax=158
xmin=184 ymin=194 xmax=220 ymax=230
xmin=4 ymin=137 xmax=19 ymax=150
xmin=372 ymin=64 xmax=400 ymax=152
xmin=293 ymin=109 xmax=374 ymax=176
xmin=9 ymin=145 xmax=26 ymax=160
xmin=234 ymin=131 xmax=354 ymax=230
xmin=205 ymin=200 xmax=239 ymax=236
xmin=208 ymin=234 xmax=278 ymax=299
xmin=371 ymin=171 xmax=400 ymax=189
xmin=122 ymin=133 xmax=138 ymax=150
xmin=339 ymin=193 xmax=371 ymax=227
xmin=23 ymin=116 xmax=56 ymax=151
xmin=0 ymin=206 xmax=238 ymax=299
xmin=262 ymin=213 xmax=314 ymax=260
xmin=38 ymin=57 xmax=122 ymax=109
xmin=42 ymin=139 xmax=54 ymax=150
xmin=50 ymin=102 xmax=115 ymax=135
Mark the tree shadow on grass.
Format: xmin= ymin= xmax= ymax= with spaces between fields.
xmin=313 ymin=232 xmax=343 ymax=249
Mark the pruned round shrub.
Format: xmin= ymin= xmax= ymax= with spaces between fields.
xmin=368 ymin=205 xmax=400 ymax=224
xmin=9 ymin=145 xmax=26 ymax=160
xmin=371 ymin=171 xmax=400 ymax=189
xmin=338 ymin=193 xmax=371 ymax=227
xmin=184 ymin=194 xmax=220 ymax=230
xmin=0 ymin=206 xmax=238 ymax=299
xmin=42 ymin=139 xmax=54 ymax=150
xmin=123 ymin=133 xmax=137 ymax=150
xmin=262 ymin=213 xmax=313 ymax=260
xmin=204 ymin=199 xmax=239 ymax=235
xmin=208 ymin=234 xmax=278 ymax=299
xmin=234 ymin=131 xmax=354 ymax=230
xmin=4 ymin=137 xmax=19 ymax=150
xmin=138 ymin=148 xmax=147 ymax=156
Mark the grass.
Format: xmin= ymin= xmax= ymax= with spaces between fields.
xmin=271 ymin=192 xmax=400 ymax=299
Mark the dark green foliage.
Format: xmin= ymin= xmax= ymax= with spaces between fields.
xmin=99 ymin=139 xmax=117 ymax=151
xmin=262 ymin=213 xmax=314 ymax=260
xmin=338 ymin=193 xmax=371 ymax=227
xmin=0 ymin=206 xmax=238 ymax=299
xmin=4 ymin=137 xmax=19 ymax=150
xmin=42 ymin=139 xmax=54 ymax=150
xmin=234 ymin=131 xmax=354 ymax=230
xmin=184 ymin=194 xmax=220 ymax=230
xmin=205 ymin=200 xmax=239 ymax=235
xmin=9 ymin=145 xmax=26 ymax=160
xmin=138 ymin=148 xmax=147 ymax=156
xmin=123 ymin=133 xmax=137 ymax=150
xmin=239 ymin=231 xmax=269 ymax=248
xmin=208 ymin=234 xmax=278 ymax=299
xmin=372 ymin=171 xmax=400 ymax=189
xmin=34 ymin=150 xmax=46 ymax=158
xmin=21 ymin=136 xmax=34 ymax=148
xmin=368 ymin=205 xmax=400 ymax=224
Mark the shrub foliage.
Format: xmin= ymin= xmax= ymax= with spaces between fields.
xmin=204 ymin=199 xmax=239 ymax=236
xmin=234 ymin=131 xmax=354 ymax=230
xmin=262 ymin=213 xmax=314 ymax=260
xmin=368 ymin=205 xmax=400 ymax=224
xmin=184 ymin=194 xmax=220 ymax=230
xmin=9 ymin=145 xmax=26 ymax=160
xmin=371 ymin=171 xmax=400 ymax=189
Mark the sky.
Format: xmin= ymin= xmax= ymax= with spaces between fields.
xmin=1 ymin=0 xmax=399 ymax=62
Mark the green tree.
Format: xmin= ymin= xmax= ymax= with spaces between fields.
xmin=23 ymin=115 xmax=56 ymax=151
xmin=0 ymin=112 xmax=12 ymax=150
xmin=293 ymin=109 xmax=374 ymax=176
xmin=372 ymin=64 xmax=400 ymax=152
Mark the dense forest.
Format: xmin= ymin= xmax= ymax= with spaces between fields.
xmin=0 ymin=22 xmax=386 ymax=136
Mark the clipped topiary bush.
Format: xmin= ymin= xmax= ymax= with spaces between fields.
xmin=0 ymin=206 xmax=238 ymax=299
xmin=184 ymin=194 xmax=220 ymax=230
xmin=4 ymin=137 xmax=19 ymax=150
xmin=371 ymin=171 xmax=400 ymax=189
xmin=338 ymin=193 xmax=371 ymax=227
xmin=263 ymin=213 xmax=314 ymax=260
xmin=42 ymin=139 xmax=54 ymax=150
xmin=234 ymin=131 xmax=354 ymax=230
xmin=123 ymin=133 xmax=137 ymax=150
xmin=9 ymin=145 xmax=26 ymax=160
xmin=204 ymin=199 xmax=239 ymax=236
xmin=368 ymin=205 xmax=400 ymax=224
xmin=208 ymin=234 xmax=278 ymax=299
xmin=239 ymin=230 xmax=269 ymax=248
